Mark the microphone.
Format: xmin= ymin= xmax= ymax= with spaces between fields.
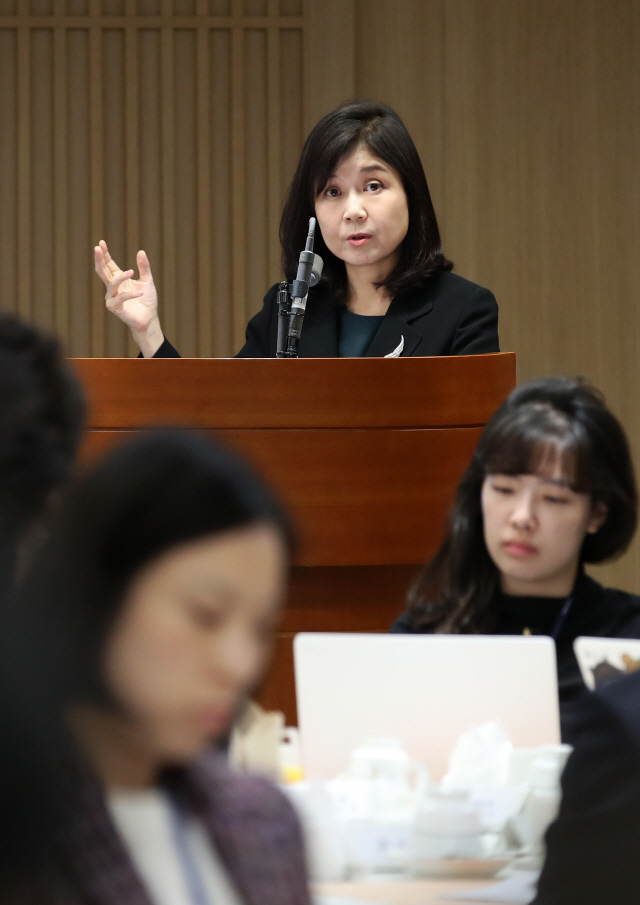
xmin=309 ymin=253 xmax=324 ymax=288
xmin=283 ymin=218 xmax=323 ymax=357
xmin=276 ymin=250 xmax=323 ymax=357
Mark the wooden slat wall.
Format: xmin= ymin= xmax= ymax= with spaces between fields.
xmin=355 ymin=0 xmax=640 ymax=594
xmin=0 ymin=0 xmax=312 ymax=357
xmin=2 ymin=0 xmax=640 ymax=592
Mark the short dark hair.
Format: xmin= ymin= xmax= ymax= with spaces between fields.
xmin=0 ymin=314 xmax=83 ymax=884
xmin=407 ymin=377 xmax=638 ymax=633
xmin=0 ymin=314 xmax=84 ymax=551
xmin=16 ymin=429 xmax=295 ymax=706
xmin=280 ymin=100 xmax=452 ymax=305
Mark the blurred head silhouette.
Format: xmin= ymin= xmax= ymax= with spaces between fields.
xmin=15 ymin=430 xmax=294 ymax=795
xmin=0 ymin=314 xmax=84 ymax=891
xmin=0 ymin=314 xmax=84 ymax=582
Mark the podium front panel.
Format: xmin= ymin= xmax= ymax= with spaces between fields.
xmin=72 ymin=354 xmax=516 ymax=722
xmin=81 ymin=426 xmax=483 ymax=566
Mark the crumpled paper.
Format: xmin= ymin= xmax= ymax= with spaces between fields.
xmin=442 ymin=721 xmax=513 ymax=791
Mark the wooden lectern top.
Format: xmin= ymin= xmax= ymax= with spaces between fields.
xmin=72 ymin=353 xmax=515 ymax=430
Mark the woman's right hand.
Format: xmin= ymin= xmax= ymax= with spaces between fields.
xmin=94 ymin=240 xmax=165 ymax=357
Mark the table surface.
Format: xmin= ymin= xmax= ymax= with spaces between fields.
xmin=314 ymin=878 xmax=496 ymax=904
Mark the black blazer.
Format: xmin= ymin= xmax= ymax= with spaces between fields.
xmin=152 ymin=271 xmax=499 ymax=358
xmin=533 ymin=669 xmax=640 ymax=905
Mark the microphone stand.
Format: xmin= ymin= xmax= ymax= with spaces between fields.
xmin=277 ymin=218 xmax=319 ymax=359
xmin=276 ymin=281 xmax=292 ymax=357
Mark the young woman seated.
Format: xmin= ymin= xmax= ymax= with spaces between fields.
xmin=390 ymin=376 xmax=640 ymax=743
xmin=10 ymin=431 xmax=309 ymax=905
xmin=94 ymin=100 xmax=499 ymax=360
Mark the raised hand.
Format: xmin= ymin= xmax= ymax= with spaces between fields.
xmin=94 ymin=240 xmax=165 ymax=357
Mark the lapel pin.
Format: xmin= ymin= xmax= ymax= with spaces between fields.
xmin=385 ymin=336 xmax=405 ymax=358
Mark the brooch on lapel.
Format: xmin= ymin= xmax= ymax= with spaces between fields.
xmin=384 ymin=336 xmax=405 ymax=358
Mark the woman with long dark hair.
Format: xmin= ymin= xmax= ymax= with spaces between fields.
xmin=95 ymin=100 xmax=498 ymax=359
xmin=8 ymin=430 xmax=309 ymax=905
xmin=390 ymin=377 xmax=640 ymax=741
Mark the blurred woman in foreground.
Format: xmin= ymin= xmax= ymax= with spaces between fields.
xmin=11 ymin=431 xmax=309 ymax=905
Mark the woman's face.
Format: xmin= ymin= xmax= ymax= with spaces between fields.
xmin=103 ymin=524 xmax=287 ymax=762
xmin=481 ymin=463 xmax=607 ymax=596
xmin=314 ymin=144 xmax=409 ymax=280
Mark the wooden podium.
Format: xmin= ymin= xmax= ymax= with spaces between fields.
xmin=71 ymin=353 xmax=516 ymax=723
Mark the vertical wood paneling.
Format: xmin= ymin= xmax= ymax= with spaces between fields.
xmin=67 ymin=28 xmax=91 ymax=356
xmin=30 ymin=28 xmax=54 ymax=330
xmin=279 ymin=27 xmax=302 ymax=204
xmin=230 ymin=0 xmax=246 ymax=349
xmin=1 ymin=2 xmax=318 ymax=356
xmin=303 ymin=0 xmax=355 ymax=133
xmin=89 ymin=0 xmax=104 ymax=354
xmin=266 ymin=0 xmax=280 ymax=286
xmin=17 ymin=0 xmax=31 ymax=321
xmin=0 ymin=29 xmax=18 ymax=313
xmin=174 ymin=27 xmax=198 ymax=354
xmin=244 ymin=27 xmax=268 ymax=323
xmin=196 ymin=0 xmax=211 ymax=356
xmin=355 ymin=0 xmax=445 ymax=220
xmin=160 ymin=0 xmax=176 ymax=343
xmin=584 ymin=0 xmax=640 ymax=591
xmin=53 ymin=0 xmax=68 ymax=342
xmin=209 ymin=27 xmax=233 ymax=355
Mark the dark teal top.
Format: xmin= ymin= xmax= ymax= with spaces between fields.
xmin=338 ymin=309 xmax=384 ymax=358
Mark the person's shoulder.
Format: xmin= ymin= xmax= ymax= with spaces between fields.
xmin=194 ymin=750 xmax=300 ymax=827
xmin=255 ymin=282 xmax=280 ymax=312
xmin=601 ymin=583 xmax=640 ymax=612
xmin=251 ymin=281 xmax=281 ymax=314
xmin=265 ymin=282 xmax=280 ymax=300
xmin=582 ymin=572 xmax=640 ymax=623
xmin=394 ymin=271 xmax=497 ymax=322
xmin=595 ymin=669 xmax=640 ymax=742
xmin=427 ymin=270 xmax=496 ymax=304
xmin=191 ymin=752 xmax=309 ymax=905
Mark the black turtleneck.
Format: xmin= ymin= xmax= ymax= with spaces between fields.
xmin=389 ymin=571 xmax=640 ymax=743
xmin=495 ymin=591 xmax=567 ymax=637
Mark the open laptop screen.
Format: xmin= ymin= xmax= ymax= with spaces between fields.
xmin=294 ymin=633 xmax=560 ymax=780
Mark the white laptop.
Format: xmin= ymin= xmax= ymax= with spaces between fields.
xmin=574 ymin=636 xmax=640 ymax=690
xmin=294 ymin=633 xmax=560 ymax=780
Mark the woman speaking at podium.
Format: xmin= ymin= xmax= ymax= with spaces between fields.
xmin=95 ymin=100 xmax=499 ymax=359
